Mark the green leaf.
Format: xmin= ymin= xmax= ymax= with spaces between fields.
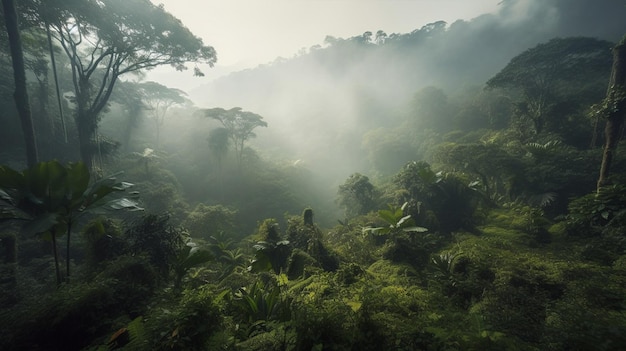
xmin=346 ymin=300 xmax=362 ymax=312
xmin=241 ymin=291 xmax=259 ymax=315
xmin=181 ymin=249 xmax=213 ymax=269
xmin=215 ymin=289 xmax=230 ymax=302
xmin=396 ymin=214 xmax=413 ymax=227
xmin=393 ymin=206 xmax=404 ymax=219
xmin=21 ymin=212 xmax=59 ymax=236
xmin=0 ymin=166 xmax=24 ymax=190
xmin=248 ymin=255 xmax=272 ymax=273
xmin=402 ymin=226 xmax=429 ymax=233
xmin=377 ymin=209 xmax=397 ymax=225
xmin=1 ymin=207 xmax=30 ymax=221
xmin=277 ymin=273 xmax=289 ymax=286
xmin=81 ymin=185 xmax=117 ymax=209
xmin=362 ymin=226 xmax=385 ymax=235
xmin=104 ymin=198 xmax=144 ymax=211
xmin=113 ymin=181 xmax=135 ymax=191
xmin=66 ymin=162 xmax=90 ymax=200
xmin=0 ymin=189 xmax=14 ymax=204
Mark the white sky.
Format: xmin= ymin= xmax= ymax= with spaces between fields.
xmin=147 ymin=0 xmax=501 ymax=88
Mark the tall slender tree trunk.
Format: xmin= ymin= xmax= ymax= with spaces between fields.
xmin=2 ymin=0 xmax=39 ymax=167
xmin=597 ymin=35 xmax=626 ymax=192
xmin=76 ymin=76 xmax=97 ymax=169
xmin=46 ymin=21 xmax=68 ymax=143
xmin=35 ymin=76 xmax=51 ymax=135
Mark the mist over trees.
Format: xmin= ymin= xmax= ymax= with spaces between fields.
xmin=188 ymin=0 xmax=626 ymax=186
xmin=2 ymin=0 xmax=626 ymax=349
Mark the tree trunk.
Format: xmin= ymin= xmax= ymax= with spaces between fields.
xmin=76 ymin=110 xmax=96 ymax=169
xmin=155 ymin=121 xmax=161 ymax=149
xmin=122 ymin=107 xmax=141 ymax=152
xmin=66 ymin=220 xmax=72 ymax=284
xmin=35 ymin=76 xmax=51 ymax=135
xmin=46 ymin=21 xmax=68 ymax=143
xmin=2 ymin=0 xmax=39 ymax=167
xmin=590 ymin=114 xmax=600 ymax=149
xmin=597 ymin=36 xmax=626 ymax=192
xmin=51 ymin=229 xmax=62 ymax=286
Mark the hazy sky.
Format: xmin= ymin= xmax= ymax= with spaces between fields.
xmin=147 ymin=0 xmax=501 ymax=88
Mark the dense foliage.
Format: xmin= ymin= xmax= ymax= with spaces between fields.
xmin=2 ymin=0 xmax=626 ymax=350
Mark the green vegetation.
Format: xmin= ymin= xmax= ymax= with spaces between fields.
xmin=1 ymin=1 xmax=626 ymax=349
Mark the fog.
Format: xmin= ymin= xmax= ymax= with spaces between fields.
xmin=168 ymin=0 xmax=626 ymax=178
xmin=5 ymin=1 xmax=626 ymax=346
xmin=95 ymin=0 xmax=626 ymax=227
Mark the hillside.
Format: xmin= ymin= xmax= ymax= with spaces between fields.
xmin=184 ymin=0 xmax=626 ymax=187
xmin=2 ymin=0 xmax=626 ymax=350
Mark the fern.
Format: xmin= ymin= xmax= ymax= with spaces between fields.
xmin=525 ymin=140 xmax=563 ymax=159
xmin=106 ymin=316 xmax=147 ymax=350
xmin=528 ymin=192 xmax=557 ymax=208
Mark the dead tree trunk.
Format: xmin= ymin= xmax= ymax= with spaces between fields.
xmin=597 ymin=35 xmax=626 ymax=192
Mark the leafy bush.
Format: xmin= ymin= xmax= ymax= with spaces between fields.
xmin=325 ymin=215 xmax=381 ymax=266
xmin=182 ymin=203 xmax=238 ymax=240
xmin=80 ymin=217 xmax=125 ymax=268
xmin=2 ymin=280 xmax=124 ymax=351
xmin=292 ymin=288 xmax=355 ymax=350
xmin=124 ymin=214 xmax=185 ymax=279
xmin=95 ymin=255 xmax=159 ymax=316
xmin=393 ymin=161 xmax=485 ymax=234
xmin=146 ymin=285 xmax=224 ymax=351
xmin=472 ymin=260 xmax=564 ymax=343
xmin=286 ymin=213 xmax=339 ymax=273
xmin=567 ymin=184 xmax=626 ymax=236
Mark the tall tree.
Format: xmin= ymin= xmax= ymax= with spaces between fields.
xmin=109 ymin=80 xmax=147 ymax=152
xmin=35 ymin=0 xmax=216 ymax=168
xmin=434 ymin=142 xmax=522 ymax=201
xmin=207 ymin=127 xmax=230 ymax=170
xmin=375 ymin=30 xmax=387 ymax=45
xmin=597 ymin=35 xmax=626 ymax=192
xmin=207 ymin=127 xmax=230 ymax=200
xmin=199 ymin=107 xmax=268 ymax=167
xmin=2 ymin=0 xmax=38 ymax=167
xmin=139 ymin=81 xmax=189 ymax=149
xmin=337 ymin=173 xmax=377 ymax=219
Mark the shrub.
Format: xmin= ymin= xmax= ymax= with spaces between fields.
xmin=182 ymin=204 xmax=238 ymax=240
xmin=124 ymin=214 xmax=185 ymax=279
xmin=3 ymin=281 xmax=118 ymax=351
xmin=80 ymin=217 xmax=125 ymax=268
xmin=147 ymin=285 xmax=224 ymax=351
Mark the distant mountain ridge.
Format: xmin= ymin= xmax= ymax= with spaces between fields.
xmin=188 ymin=0 xmax=626 ymax=178
xmin=191 ymin=0 xmax=626 ymax=107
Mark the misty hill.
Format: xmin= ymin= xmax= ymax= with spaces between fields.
xmin=187 ymin=0 xmax=626 ymax=182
